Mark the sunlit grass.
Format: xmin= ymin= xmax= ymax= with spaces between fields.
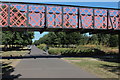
xmin=63 ymin=58 xmax=119 ymax=78
xmin=0 ymin=46 xmax=29 ymax=57
xmin=1 ymin=51 xmax=29 ymax=57
xmin=77 ymin=45 xmax=118 ymax=54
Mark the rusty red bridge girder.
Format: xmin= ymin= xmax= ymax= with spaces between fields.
xmin=0 ymin=1 xmax=120 ymax=34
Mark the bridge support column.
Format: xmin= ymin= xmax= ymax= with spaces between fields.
xmin=118 ymin=33 xmax=120 ymax=64
xmin=118 ymin=33 xmax=120 ymax=56
xmin=0 ymin=27 xmax=2 ymax=80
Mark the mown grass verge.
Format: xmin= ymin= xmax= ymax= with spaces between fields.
xmin=63 ymin=58 xmax=119 ymax=78
xmin=37 ymin=44 xmax=119 ymax=78
xmin=1 ymin=47 xmax=29 ymax=57
xmin=1 ymin=51 xmax=29 ymax=57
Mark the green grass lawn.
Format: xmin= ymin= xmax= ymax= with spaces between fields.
xmin=0 ymin=47 xmax=29 ymax=65
xmin=63 ymin=58 xmax=119 ymax=78
xmin=1 ymin=50 xmax=29 ymax=57
xmin=1 ymin=47 xmax=29 ymax=57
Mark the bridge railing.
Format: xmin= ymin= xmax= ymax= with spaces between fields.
xmin=0 ymin=2 xmax=120 ymax=30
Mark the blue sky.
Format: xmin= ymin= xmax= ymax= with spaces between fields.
xmin=1 ymin=0 xmax=119 ymax=42
xmin=1 ymin=0 xmax=120 ymax=2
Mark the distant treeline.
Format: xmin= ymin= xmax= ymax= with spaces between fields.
xmin=34 ymin=32 xmax=118 ymax=47
xmin=2 ymin=31 xmax=34 ymax=49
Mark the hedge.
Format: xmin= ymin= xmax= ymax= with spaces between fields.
xmin=37 ymin=44 xmax=47 ymax=51
xmin=48 ymin=47 xmax=106 ymax=56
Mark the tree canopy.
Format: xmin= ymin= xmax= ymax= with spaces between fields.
xmin=34 ymin=32 xmax=118 ymax=47
xmin=2 ymin=31 xmax=34 ymax=48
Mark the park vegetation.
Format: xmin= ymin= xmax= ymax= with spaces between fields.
xmin=35 ymin=32 xmax=119 ymax=78
xmin=34 ymin=32 xmax=118 ymax=56
xmin=1 ymin=31 xmax=34 ymax=50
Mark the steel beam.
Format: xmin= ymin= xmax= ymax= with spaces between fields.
xmin=45 ymin=5 xmax=47 ymax=28
xmin=107 ymin=10 xmax=109 ymax=29
xmin=7 ymin=3 xmax=10 ymax=27
xmin=62 ymin=6 xmax=64 ymax=28
xmin=26 ymin=4 xmax=29 ymax=27
xmin=19 ymin=11 xmax=119 ymax=17
xmin=77 ymin=8 xmax=80 ymax=29
xmin=0 ymin=1 xmax=120 ymax=33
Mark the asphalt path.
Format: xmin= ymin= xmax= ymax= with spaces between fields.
xmin=26 ymin=45 xmax=49 ymax=56
xmin=10 ymin=46 xmax=98 ymax=78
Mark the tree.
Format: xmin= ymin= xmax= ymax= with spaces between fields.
xmin=2 ymin=31 xmax=34 ymax=49
xmin=88 ymin=34 xmax=98 ymax=45
xmin=34 ymin=32 xmax=88 ymax=47
xmin=109 ymin=34 xmax=118 ymax=47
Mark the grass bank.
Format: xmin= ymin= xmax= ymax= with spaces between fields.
xmin=63 ymin=58 xmax=119 ymax=78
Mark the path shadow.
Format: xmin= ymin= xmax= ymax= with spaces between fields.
xmin=1 ymin=54 xmax=120 ymax=63
xmin=100 ymin=64 xmax=120 ymax=76
xmin=89 ymin=48 xmax=120 ymax=63
xmin=1 ymin=48 xmax=119 ymax=63
xmin=1 ymin=47 xmax=119 ymax=79
xmin=1 ymin=62 xmax=22 ymax=80
xmin=93 ymin=54 xmax=120 ymax=63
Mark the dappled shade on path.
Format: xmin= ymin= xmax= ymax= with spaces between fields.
xmin=1 ymin=62 xmax=21 ymax=79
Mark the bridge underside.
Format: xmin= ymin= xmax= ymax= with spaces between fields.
xmin=1 ymin=27 xmax=120 ymax=34
xmin=0 ymin=1 xmax=120 ymax=34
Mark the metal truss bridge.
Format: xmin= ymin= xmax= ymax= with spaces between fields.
xmin=0 ymin=1 xmax=120 ymax=34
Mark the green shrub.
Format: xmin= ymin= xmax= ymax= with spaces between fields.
xmin=44 ymin=44 xmax=113 ymax=56
xmin=48 ymin=48 xmax=69 ymax=55
xmin=60 ymin=47 xmax=106 ymax=56
xmin=37 ymin=44 xmax=47 ymax=51
xmin=48 ymin=47 xmax=99 ymax=56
